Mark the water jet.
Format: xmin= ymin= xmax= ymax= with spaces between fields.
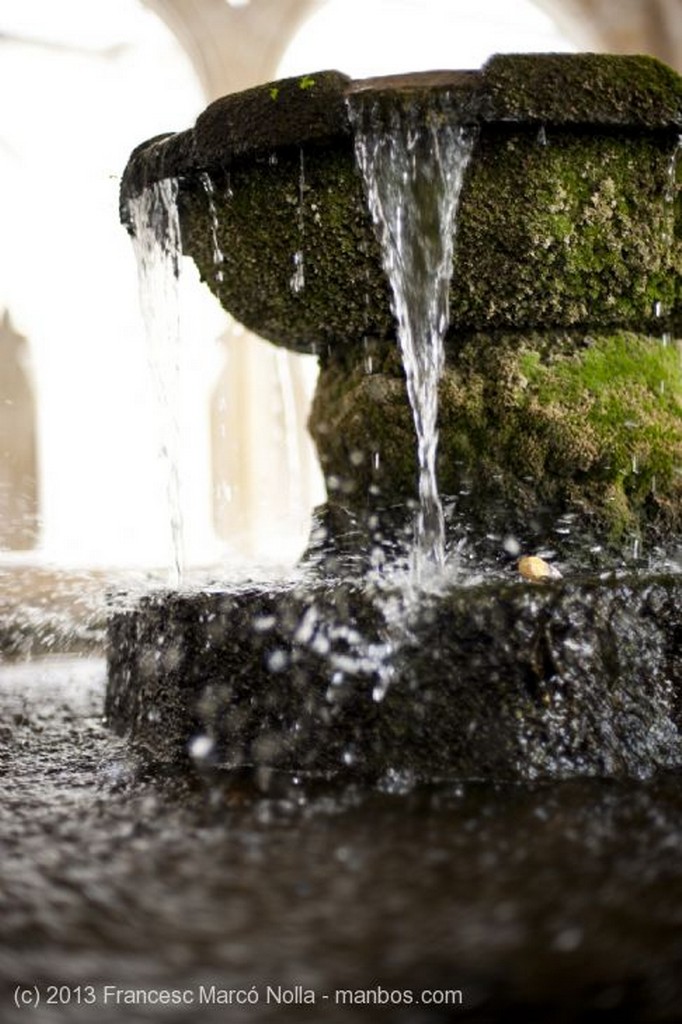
xmin=108 ymin=53 xmax=682 ymax=780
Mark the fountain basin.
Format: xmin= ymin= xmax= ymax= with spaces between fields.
xmin=111 ymin=54 xmax=682 ymax=781
xmin=121 ymin=53 xmax=682 ymax=354
xmin=122 ymin=53 xmax=682 ymax=546
xmin=106 ymin=571 xmax=682 ymax=779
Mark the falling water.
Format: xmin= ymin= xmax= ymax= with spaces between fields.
xmin=654 ymin=135 xmax=681 ymax=331
xmin=127 ymin=178 xmax=185 ymax=584
xmin=290 ymin=147 xmax=306 ymax=294
xmin=200 ymin=171 xmax=225 ymax=283
xmin=348 ymin=94 xmax=475 ymax=578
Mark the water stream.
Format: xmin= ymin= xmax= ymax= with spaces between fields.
xmin=127 ymin=178 xmax=185 ymax=584
xmin=348 ymin=94 xmax=475 ymax=579
xmin=200 ymin=171 xmax=226 ymax=284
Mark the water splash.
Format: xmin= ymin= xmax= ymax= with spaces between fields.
xmin=348 ymin=94 xmax=475 ymax=579
xmin=127 ymin=178 xmax=185 ymax=584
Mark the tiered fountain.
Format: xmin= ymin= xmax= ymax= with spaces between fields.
xmin=107 ymin=53 xmax=682 ymax=781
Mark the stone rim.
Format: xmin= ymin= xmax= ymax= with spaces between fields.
xmin=120 ymin=53 xmax=682 ymax=215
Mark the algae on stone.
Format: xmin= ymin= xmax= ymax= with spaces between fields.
xmin=178 ymin=143 xmax=392 ymax=356
xmin=310 ymin=330 xmax=682 ymax=541
xmin=176 ymin=127 xmax=680 ymax=354
xmin=120 ymin=54 xmax=682 ymax=550
xmin=450 ymin=129 xmax=680 ymax=335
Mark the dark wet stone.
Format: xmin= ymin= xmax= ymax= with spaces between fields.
xmin=119 ymin=53 xmax=682 ymax=355
xmin=105 ymin=571 xmax=682 ymax=780
xmin=7 ymin=656 xmax=682 ymax=1023
xmin=121 ymin=56 xmax=682 ymax=208
xmin=481 ymin=53 xmax=682 ymax=127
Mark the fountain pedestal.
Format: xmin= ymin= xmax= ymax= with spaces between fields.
xmin=109 ymin=53 xmax=682 ymax=778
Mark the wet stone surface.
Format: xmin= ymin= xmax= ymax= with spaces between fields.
xmin=106 ymin=572 xmax=682 ymax=781
xmin=3 ymin=657 xmax=682 ymax=1022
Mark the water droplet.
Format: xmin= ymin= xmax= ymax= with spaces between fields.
xmin=189 ymin=734 xmax=214 ymax=761
xmin=267 ymin=649 xmax=289 ymax=672
xmin=503 ymin=535 xmax=521 ymax=557
xmin=552 ymin=926 xmax=583 ymax=952
xmin=253 ymin=614 xmax=276 ymax=632
xmin=289 ymin=250 xmax=305 ymax=293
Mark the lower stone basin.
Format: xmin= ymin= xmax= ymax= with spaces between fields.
xmin=8 ymin=657 xmax=682 ymax=1024
xmin=106 ymin=570 xmax=682 ymax=780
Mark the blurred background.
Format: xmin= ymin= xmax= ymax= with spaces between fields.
xmin=0 ymin=0 xmax=679 ymax=579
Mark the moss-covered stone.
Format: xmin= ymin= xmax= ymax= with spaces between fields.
xmin=178 ymin=143 xmax=393 ymax=356
xmin=451 ymin=128 xmax=680 ymax=334
xmin=175 ymin=122 xmax=680 ymax=353
xmin=119 ymin=54 xmax=682 ymax=548
xmin=193 ymin=70 xmax=352 ymax=164
xmin=310 ymin=330 xmax=682 ymax=542
xmin=121 ymin=54 xmax=682 ymax=355
xmin=481 ymin=53 xmax=682 ymax=128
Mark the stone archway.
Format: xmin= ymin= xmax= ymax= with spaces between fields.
xmin=145 ymin=0 xmax=682 ymax=96
xmin=143 ymin=0 xmax=322 ymax=98
xmin=0 ymin=311 xmax=38 ymax=550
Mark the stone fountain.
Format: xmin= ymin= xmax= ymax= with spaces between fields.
xmin=107 ymin=53 xmax=682 ymax=780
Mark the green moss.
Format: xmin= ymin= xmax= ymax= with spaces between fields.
xmin=505 ymin=333 xmax=682 ymax=526
xmin=299 ymin=75 xmax=316 ymax=90
xmin=177 ymin=121 xmax=680 ymax=356
xmin=269 ymin=86 xmax=279 ymax=101
xmin=311 ymin=330 xmax=682 ymax=542
xmin=451 ymin=129 xmax=681 ymax=335
xmin=178 ymin=142 xmax=393 ymax=355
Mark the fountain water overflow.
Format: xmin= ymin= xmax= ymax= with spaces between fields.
xmin=348 ymin=96 xmax=475 ymax=574
xmin=108 ymin=54 xmax=682 ymax=782
xmin=127 ymin=178 xmax=185 ymax=584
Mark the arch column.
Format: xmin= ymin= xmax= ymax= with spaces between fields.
xmin=142 ymin=0 xmax=323 ymax=97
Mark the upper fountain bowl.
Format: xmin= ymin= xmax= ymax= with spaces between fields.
xmin=120 ymin=53 xmax=682 ymax=358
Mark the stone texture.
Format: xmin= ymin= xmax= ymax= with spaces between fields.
xmin=120 ymin=54 xmax=682 ymax=355
xmin=10 ymin=657 xmax=682 ymax=1024
xmin=481 ymin=52 xmax=682 ymax=126
xmin=106 ymin=571 xmax=682 ymax=780
xmin=310 ymin=329 xmax=682 ymax=543
xmin=111 ymin=56 xmax=682 ymax=788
